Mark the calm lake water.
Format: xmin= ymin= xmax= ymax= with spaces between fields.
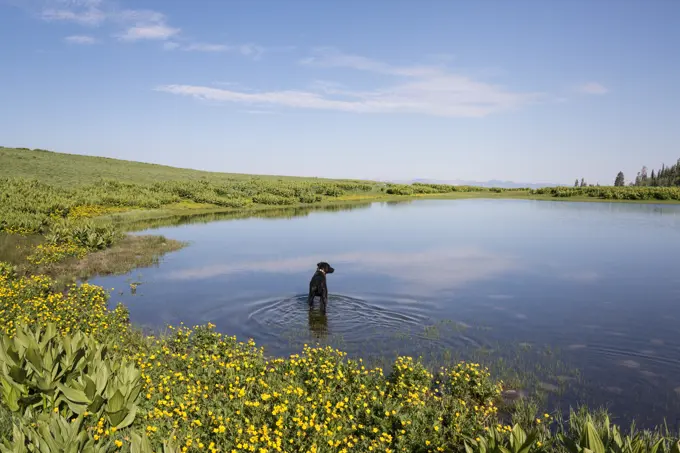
xmin=91 ymin=199 xmax=680 ymax=428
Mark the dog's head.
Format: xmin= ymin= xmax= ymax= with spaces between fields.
xmin=317 ymin=262 xmax=334 ymax=274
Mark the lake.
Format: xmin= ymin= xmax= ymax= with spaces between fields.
xmin=91 ymin=199 xmax=680 ymax=428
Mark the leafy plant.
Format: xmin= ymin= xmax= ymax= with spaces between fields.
xmin=465 ymin=424 xmax=539 ymax=453
xmin=0 ymin=323 xmax=141 ymax=430
xmin=0 ymin=412 xmax=112 ymax=453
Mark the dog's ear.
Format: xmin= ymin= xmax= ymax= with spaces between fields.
xmin=317 ymin=262 xmax=323 ymax=269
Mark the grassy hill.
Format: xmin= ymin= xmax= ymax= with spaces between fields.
xmin=0 ymin=146 xmax=354 ymax=187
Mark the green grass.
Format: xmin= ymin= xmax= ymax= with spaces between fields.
xmin=0 ymin=146 xmax=364 ymax=187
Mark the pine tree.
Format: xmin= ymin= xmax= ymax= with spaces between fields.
xmin=640 ymin=166 xmax=648 ymax=185
xmin=574 ymin=179 xmax=579 ymax=187
xmin=614 ymin=171 xmax=625 ymax=186
xmin=580 ymin=178 xmax=586 ymax=187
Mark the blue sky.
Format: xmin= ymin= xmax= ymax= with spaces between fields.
xmin=1 ymin=0 xmax=678 ymax=184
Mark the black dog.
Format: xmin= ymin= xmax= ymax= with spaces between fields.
xmin=308 ymin=262 xmax=334 ymax=309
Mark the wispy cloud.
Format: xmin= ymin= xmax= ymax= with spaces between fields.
xmin=156 ymin=48 xmax=544 ymax=118
xmin=164 ymin=41 xmax=265 ymax=58
xmin=116 ymin=23 xmax=179 ymax=41
xmin=182 ymin=43 xmax=230 ymax=52
xmin=577 ymin=82 xmax=609 ymax=95
xmin=114 ymin=8 xmax=179 ymax=41
xmin=27 ymin=1 xmax=274 ymax=54
xmin=64 ymin=34 xmax=97 ymax=44
xmin=42 ymin=4 xmax=105 ymax=26
xmin=34 ymin=0 xmax=181 ymax=41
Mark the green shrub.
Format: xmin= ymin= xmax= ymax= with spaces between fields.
xmin=0 ymin=323 xmax=142 ymax=430
xmin=252 ymin=193 xmax=298 ymax=205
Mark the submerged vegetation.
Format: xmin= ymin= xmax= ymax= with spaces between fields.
xmin=1 ymin=265 xmax=679 ymax=452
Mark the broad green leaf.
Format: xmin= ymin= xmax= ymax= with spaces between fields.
xmin=57 ymin=383 xmax=90 ymax=404
xmin=25 ymin=346 xmax=42 ymax=373
xmin=130 ymin=431 xmax=153 ymax=453
xmin=83 ymin=376 xmax=96 ymax=401
xmin=4 ymin=346 xmax=20 ymax=368
xmin=4 ymin=385 xmax=20 ymax=411
xmin=106 ymin=389 xmax=125 ymax=413
xmin=107 ymin=408 xmax=127 ymax=427
xmin=114 ymin=405 xmax=137 ymax=429
xmin=94 ymin=366 xmax=108 ymax=395
xmin=581 ymin=422 xmax=605 ymax=453
xmin=88 ymin=394 xmax=105 ymax=413
xmin=12 ymin=331 xmax=29 ymax=352
xmin=127 ymin=383 xmax=143 ymax=405
xmin=8 ymin=366 xmax=27 ymax=385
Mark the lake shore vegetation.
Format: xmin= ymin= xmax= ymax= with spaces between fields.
xmin=1 ymin=264 xmax=679 ymax=452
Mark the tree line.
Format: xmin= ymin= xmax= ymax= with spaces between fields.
xmin=575 ymin=158 xmax=680 ymax=188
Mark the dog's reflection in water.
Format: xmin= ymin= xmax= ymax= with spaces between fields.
xmin=308 ymin=305 xmax=328 ymax=340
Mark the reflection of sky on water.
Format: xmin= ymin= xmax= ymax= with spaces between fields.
xmin=92 ymin=199 xmax=680 ymax=427
xmin=162 ymin=247 xmax=518 ymax=293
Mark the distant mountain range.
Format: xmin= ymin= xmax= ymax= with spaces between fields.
xmin=377 ymin=178 xmax=563 ymax=189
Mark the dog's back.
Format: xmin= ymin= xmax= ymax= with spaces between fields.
xmin=308 ymin=262 xmax=334 ymax=308
xmin=309 ymin=270 xmax=326 ymax=295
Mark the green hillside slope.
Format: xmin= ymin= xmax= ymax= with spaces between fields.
xmin=0 ymin=146 xmax=349 ymax=187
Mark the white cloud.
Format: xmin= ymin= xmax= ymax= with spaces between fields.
xmin=577 ymin=82 xmax=609 ymax=95
xmin=41 ymin=6 xmax=105 ymax=25
xmin=114 ymin=8 xmax=179 ymax=41
xmin=64 ymin=34 xmax=97 ymax=44
xmin=182 ymin=43 xmax=230 ymax=52
xmin=116 ymin=24 xmax=179 ymax=41
xmin=30 ymin=1 xmax=271 ymax=54
xmin=35 ymin=1 xmax=181 ymax=41
xmin=300 ymin=47 xmax=439 ymax=77
xmin=166 ymin=42 xmax=265 ymax=58
xmin=156 ymin=49 xmax=544 ymax=118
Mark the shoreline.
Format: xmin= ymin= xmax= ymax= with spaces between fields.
xmin=5 ymin=191 xmax=678 ymax=286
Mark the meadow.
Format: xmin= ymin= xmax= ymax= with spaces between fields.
xmin=2 ymin=146 xmax=680 ymax=451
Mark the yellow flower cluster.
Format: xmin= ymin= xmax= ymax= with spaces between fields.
xmin=0 ymin=269 xmax=130 ymax=340
xmin=67 ymin=205 xmax=123 ymax=219
xmin=133 ymin=324 xmax=503 ymax=452
xmin=26 ymin=241 xmax=88 ymax=265
xmin=1 ymin=265 xmax=508 ymax=452
xmin=1 ymin=226 xmax=34 ymax=235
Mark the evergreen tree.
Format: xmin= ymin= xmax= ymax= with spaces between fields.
xmin=580 ymin=178 xmax=586 ymax=187
xmin=614 ymin=171 xmax=625 ymax=186
xmin=574 ymin=179 xmax=579 ymax=187
xmin=627 ymin=160 xmax=680 ymax=187
xmin=640 ymin=166 xmax=648 ymax=185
